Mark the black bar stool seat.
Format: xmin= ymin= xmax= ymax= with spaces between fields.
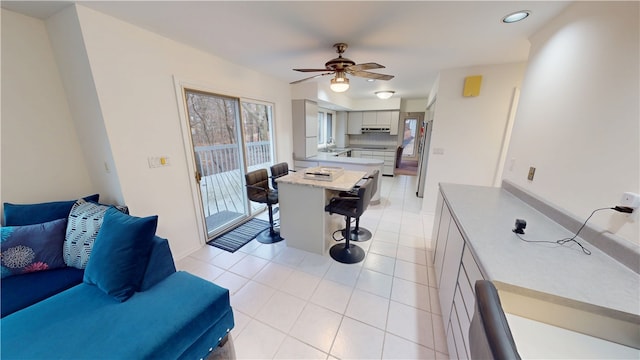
xmin=340 ymin=169 xmax=379 ymax=242
xmin=245 ymin=169 xmax=284 ymax=244
xmin=325 ymin=178 xmax=373 ymax=264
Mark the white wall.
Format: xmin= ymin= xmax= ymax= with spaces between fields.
xmin=401 ymin=98 xmax=428 ymax=113
xmin=46 ymin=5 xmax=294 ymax=259
xmin=422 ymin=62 xmax=527 ymax=214
xmin=503 ymin=2 xmax=639 ymax=244
xmin=1 ymin=9 xmax=93 ymax=210
xmin=45 ymin=6 xmax=124 ymax=206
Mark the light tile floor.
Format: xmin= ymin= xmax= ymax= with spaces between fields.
xmin=177 ymin=175 xmax=449 ymax=359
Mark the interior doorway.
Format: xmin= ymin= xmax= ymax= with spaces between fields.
xmin=400 ymin=112 xmax=424 ymax=162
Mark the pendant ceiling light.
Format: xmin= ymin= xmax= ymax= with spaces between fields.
xmin=330 ymin=72 xmax=350 ymax=92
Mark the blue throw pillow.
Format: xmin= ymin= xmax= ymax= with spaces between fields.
xmin=1 ymin=218 xmax=68 ymax=279
xmin=3 ymin=194 xmax=99 ymax=226
xmin=83 ymin=207 xmax=158 ymax=302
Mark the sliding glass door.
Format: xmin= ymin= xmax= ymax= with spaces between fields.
xmin=240 ymin=100 xmax=275 ymax=216
xmin=183 ymin=89 xmax=276 ymax=239
xmin=185 ymin=90 xmax=248 ymax=237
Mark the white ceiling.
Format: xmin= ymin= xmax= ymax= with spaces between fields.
xmin=3 ymin=1 xmax=571 ymax=100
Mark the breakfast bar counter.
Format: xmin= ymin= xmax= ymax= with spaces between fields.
xmin=276 ymin=169 xmax=367 ymax=255
xmin=293 ymin=155 xmax=383 ymax=203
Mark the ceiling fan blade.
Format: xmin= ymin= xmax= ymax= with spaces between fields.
xmin=290 ymin=72 xmax=334 ymax=84
xmin=347 ymin=62 xmax=385 ymax=72
xmin=348 ymin=70 xmax=395 ymax=81
xmin=293 ymin=68 xmax=331 ymax=72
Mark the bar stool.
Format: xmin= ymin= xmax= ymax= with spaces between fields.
xmin=341 ymin=169 xmax=379 ymax=242
xmin=269 ymin=162 xmax=295 ymax=190
xmin=469 ymin=280 xmax=521 ymax=359
xmin=245 ymin=169 xmax=283 ymax=244
xmin=324 ymin=178 xmax=373 ymax=264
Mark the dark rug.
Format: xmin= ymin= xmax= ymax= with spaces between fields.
xmin=395 ymin=160 xmax=418 ymax=176
xmin=206 ymin=210 xmax=243 ymax=230
xmin=207 ymin=218 xmax=270 ymax=253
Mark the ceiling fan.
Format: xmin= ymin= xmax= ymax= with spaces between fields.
xmin=290 ymin=43 xmax=394 ymax=92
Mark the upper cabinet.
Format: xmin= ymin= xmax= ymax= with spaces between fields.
xmin=362 ymin=112 xmax=377 ymax=126
xmin=346 ymin=110 xmax=400 ymax=135
xmin=390 ymin=111 xmax=400 ymax=135
xmin=347 ymin=112 xmax=363 ymax=135
xmin=292 ymin=99 xmax=319 ymax=158
xmin=376 ymin=111 xmax=392 ymax=126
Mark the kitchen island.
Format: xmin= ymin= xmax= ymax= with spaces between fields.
xmin=276 ymin=169 xmax=367 ymax=255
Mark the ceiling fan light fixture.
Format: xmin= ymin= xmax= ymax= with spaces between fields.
xmin=330 ymin=75 xmax=350 ymax=92
xmin=375 ymin=91 xmax=395 ymax=99
xmin=502 ymin=10 xmax=530 ymax=23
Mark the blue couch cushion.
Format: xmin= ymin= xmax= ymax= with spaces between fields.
xmin=140 ymin=236 xmax=177 ymax=291
xmin=0 ymin=236 xmax=175 ymax=318
xmin=1 ymin=271 xmax=235 ymax=359
xmin=84 ymin=208 xmax=158 ymax=302
xmin=3 ymin=194 xmax=99 ymax=226
xmin=0 ymin=267 xmax=84 ymax=318
xmin=1 ymin=218 xmax=68 ymax=278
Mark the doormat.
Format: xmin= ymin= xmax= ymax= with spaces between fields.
xmin=207 ymin=218 xmax=270 ymax=253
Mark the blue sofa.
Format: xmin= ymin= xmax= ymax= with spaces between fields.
xmin=1 ymin=199 xmax=234 ymax=359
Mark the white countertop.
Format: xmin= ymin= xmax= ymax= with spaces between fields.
xmin=276 ymin=169 xmax=367 ymax=192
xmin=307 ymin=153 xmax=384 ymax=165
xmin=439 ymin=183 xmax=640 ymax=316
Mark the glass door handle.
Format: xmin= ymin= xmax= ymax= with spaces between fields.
xmin=195 ymin=171 xmax=202 ymax=184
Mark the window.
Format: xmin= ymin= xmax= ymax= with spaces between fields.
xmin=317 ymin=109 xmax=335 ymax=146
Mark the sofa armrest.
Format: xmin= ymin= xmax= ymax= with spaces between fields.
xmin=140 ymin=236 xmax=176 ymax=291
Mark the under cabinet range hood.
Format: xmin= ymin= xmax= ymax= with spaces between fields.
xmin=361 ymin=126 xmax=391 ymax=133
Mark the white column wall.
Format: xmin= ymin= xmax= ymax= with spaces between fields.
xmin=1 ymin=9 xmax=93 ymax=210
xmin=421 ymin=62 xmax=527 ymax=215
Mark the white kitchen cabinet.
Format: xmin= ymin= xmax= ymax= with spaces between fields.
xmin=376 ymin=111 xmax=392 ymax=126
xmin=383 ymin=150 xmax=395 ymax=175
xmin=362 ymin=111 xmax=377 ymax=126
xmin=433 ymin=189 xmax=486 ymax=359
xmin=335 ymin=111 xmax=348 ymax=147
xmin=439 ymin=218 xmax=465 ymax=332
xmin=371 ymin=150 xmax=395 ymax=176
xmin=390 ymin=111 xmax=400 ymax=135
xmin=292 ymin=99 xmax=319 ymax=158
xmin=433 ymin=197 xmax=451 ymax=285
xmin=347 ymin=112 xmax=363 ymax=135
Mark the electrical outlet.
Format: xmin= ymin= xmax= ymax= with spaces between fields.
xmin=148 ymin=156 xmax=170 ymax=168
xmin=527 ymin=166 xmax=536 ymax=181
xmin=621 ymin=192 xmax=640 ymax=210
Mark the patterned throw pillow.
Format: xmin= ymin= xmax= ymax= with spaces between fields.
xmin=63 ymin=200 xmax=128 ymax=269
xmin=1 ymin=218 xmax=68 ymax=278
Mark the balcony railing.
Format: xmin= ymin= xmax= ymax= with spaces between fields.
xmin=194 ymin=141 xmax=271 ymax=176
xmin=193 ymin=142 xmax=273 ymax=231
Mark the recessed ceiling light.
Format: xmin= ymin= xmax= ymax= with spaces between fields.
xmin=502 ymin=10 xmax=531 ymax=23
xmin=367 ymin=79 xmax=376 ymax=82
